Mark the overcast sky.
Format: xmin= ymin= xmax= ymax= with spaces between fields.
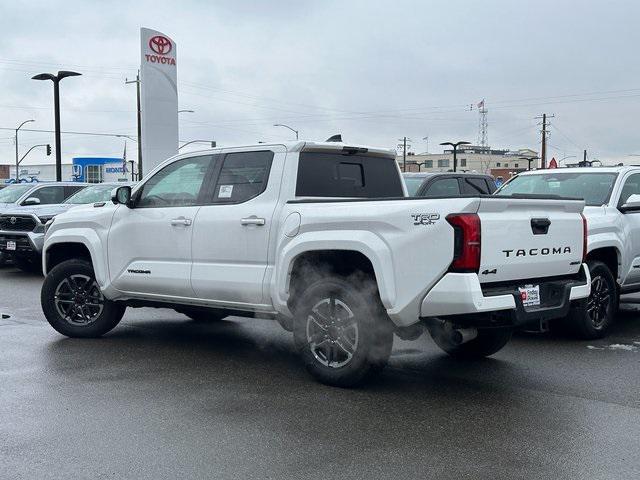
xmin=1 ymin=0 xmax=640 ymax=166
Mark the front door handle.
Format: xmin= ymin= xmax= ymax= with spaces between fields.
xmin=170 ymin=217 xmax=192 ymax=226
xmin=241 ymin=216 xmax=266 ymax=226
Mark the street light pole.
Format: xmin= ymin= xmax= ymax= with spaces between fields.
xmin=440 ymin=141 xmax=471 ymax=172
xmin=273 ymin=123 xmax=299 ymax=140
xmin=32 ymin=70 xmax=82 ymax=181
xmin=15 ymin=119 xmax=34 ymax=181
xmin=519 ymin=156 xmax=539 ymax=171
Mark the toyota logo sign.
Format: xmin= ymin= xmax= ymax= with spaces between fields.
xmin=149 ymin=36 xmax=172 ymax=55
xmin=9 ymin=217 xmax=17 ymax=225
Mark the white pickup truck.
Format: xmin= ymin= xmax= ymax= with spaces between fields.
xmin=496 ymin=166 xmax=640 ymax=338
xmin=40 ymin=141 xmax=590 ymax=386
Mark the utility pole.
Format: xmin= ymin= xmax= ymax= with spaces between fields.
xmin=397 ymin=137 xmax=411 ymax=172
xmin=126 ymin=72 xmax=143 ymax=180
xmin=535 ymin=113 xmax=554 ymax=169
xmin=403 ymin=136 xmax=407 ymax=172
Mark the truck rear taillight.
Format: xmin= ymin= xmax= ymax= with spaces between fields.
xmin=581 ymin=213 xmax=588 ymax=263
xmin=446 ymin=213 xmax=481 ymax=273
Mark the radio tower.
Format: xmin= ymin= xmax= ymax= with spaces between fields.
xmin=477 ymin=99 xmax=488 ymax=147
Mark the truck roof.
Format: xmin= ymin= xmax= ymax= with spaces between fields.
xmin=181 ymin=140 xmax=397 ymax=158
xmin=517 ymin=166 xmax=637 ymax=175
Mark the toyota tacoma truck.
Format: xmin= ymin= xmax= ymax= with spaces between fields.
xmin=496 ymin=166 xmax=640 ymax=338
xmin=40 ymin=141 xmax=590 ymax=386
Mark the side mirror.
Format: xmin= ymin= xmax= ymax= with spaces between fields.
xmin=23 ymin=197 xmax=41 ymax=206
xmin=111 ymin=186 xmax=132 ymax=207
xmin=620 ymin=193 xmax=640 ymax=213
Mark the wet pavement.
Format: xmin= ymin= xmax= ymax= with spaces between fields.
xmin=1 ymin=266 xmax=639 ymax=479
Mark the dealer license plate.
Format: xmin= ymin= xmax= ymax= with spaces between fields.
xmin=6 ymin=241 xmax=16 ymax=251
xmin=519 ymin=284 xmax=540 ymax=307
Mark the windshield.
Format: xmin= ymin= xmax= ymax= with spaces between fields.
xmin=64 ymin=185 xmax=116 ymax=204
xmin=0 ymin=184 xmax=33 ymax=203
xmin=496 ymin=172 xmax=618 ymax=206
xmin=403 ymin=176 xmax=426 ymax=196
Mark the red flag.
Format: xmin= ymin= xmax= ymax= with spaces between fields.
xmin=549 ymin=157 xmax=558 ymax=169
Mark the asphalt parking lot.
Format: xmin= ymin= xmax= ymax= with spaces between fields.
xmin=1 ymin=266 xmax=639 ymax=480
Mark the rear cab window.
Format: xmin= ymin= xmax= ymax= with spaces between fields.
xmin=296 ymin=151 xmax=403 ymax=197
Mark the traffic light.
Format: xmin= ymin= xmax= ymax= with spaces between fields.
xmin=46 ymin=144 xmax=51 ymax=156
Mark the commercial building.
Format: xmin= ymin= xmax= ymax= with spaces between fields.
xmin=1 ymin=157 xmax=136 ymax=184
xmin=397 ymin=145 xmax=538 ymax=179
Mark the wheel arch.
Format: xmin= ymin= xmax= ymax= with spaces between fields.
xmin=44 ymin=229 xmax=107 ymax=286
xmin=587 ymin=246 xmax=620 ymax=283
xmin=274 ymin=232 xmax=395 ymax=316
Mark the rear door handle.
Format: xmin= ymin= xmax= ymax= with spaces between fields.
xmin=170 ymin=217 xmax=192 ymax=226
xmin=241 ymin=216 xmax=266 ymax=226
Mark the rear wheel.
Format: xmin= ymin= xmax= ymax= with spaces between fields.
xmin=293 ymin=275 xmax=393 ymax=387
xmin=567 ymin=260 xmax=616 ymax=339
xmin=41 ymin=259 xmax=125 ymax=338
xmin=431 ymin=326 xmax=512 ymax=359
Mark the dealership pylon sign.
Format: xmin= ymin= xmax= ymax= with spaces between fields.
xmin=140 ymin=27 xmax=178 ymax=174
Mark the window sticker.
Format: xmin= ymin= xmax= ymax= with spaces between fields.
xmin=218 ymin=185 xmax=233 ymax=198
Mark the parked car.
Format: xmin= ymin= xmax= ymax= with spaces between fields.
xmin=40 ymin=141 xmax=589 ymax=386
xmin=403 ymin=172 xmax=496 ymax=197
xmin=0 ymin=182 xmax=89 ymax=266
xmin=496 ymin=166 xmax=640 ymax=339
xmin=0 ymin=183 xmax=124 ymax=272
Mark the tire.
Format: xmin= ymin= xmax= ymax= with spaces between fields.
xmin=41 ymin=259 xmax=126 ymax=338
xmin=292 ymin=274 xmax=393 ymax=387
xmin=431 ymin=326 xmax=512 ymax=359
xmin=176 ymin=308 xmax=226 ymax=322
xmin=0 ymin=252 xmax=7 ymax=267
xmin=567 ymin=260 xmax=616 ymax=339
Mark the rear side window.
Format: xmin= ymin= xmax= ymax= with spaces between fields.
xmin=296 ymin=152 xmax=403 ymax=197
xmin=63 ymin=185 xmax=85 ymax=199
xmin=462 ymin=177 xmax=492 ymax=195
xmin=213 ymin=151 xmax=274 ymax=203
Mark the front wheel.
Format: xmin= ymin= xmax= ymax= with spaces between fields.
xmin=431 ymin=326 xmax=512 ymax=359
xmin=293 ymin=275 xmax=393 ymax=387
xmin=41 ymin=259 xmax=126 ymax=338
xmin=567 ymin=260 xmax=616 ymax=339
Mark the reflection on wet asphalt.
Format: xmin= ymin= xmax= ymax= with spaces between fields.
xmin=1 ymin=267 xmax=639 ymax=479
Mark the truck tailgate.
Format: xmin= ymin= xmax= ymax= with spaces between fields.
xmin=477 ymin=197 xmax=585 ymax=283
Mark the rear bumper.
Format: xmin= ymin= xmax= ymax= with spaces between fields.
xmin=420 ymin=264 xmax=591 ymax=327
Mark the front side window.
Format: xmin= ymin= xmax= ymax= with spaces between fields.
xmin=618 ymin=173 xmax=640 ymax=207
xmin=25 ymin=186 xmax=65 ymax=205
xmin=423 ymin=178 xmax=460 ymax=197
xmin=136 ymin=155 xmax=214 ymax=208
xmin=213 ymin=151 xmax=274 ymax=203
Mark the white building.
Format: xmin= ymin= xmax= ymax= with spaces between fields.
xmin=397 ymin=145 xmax=539 ymax=175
